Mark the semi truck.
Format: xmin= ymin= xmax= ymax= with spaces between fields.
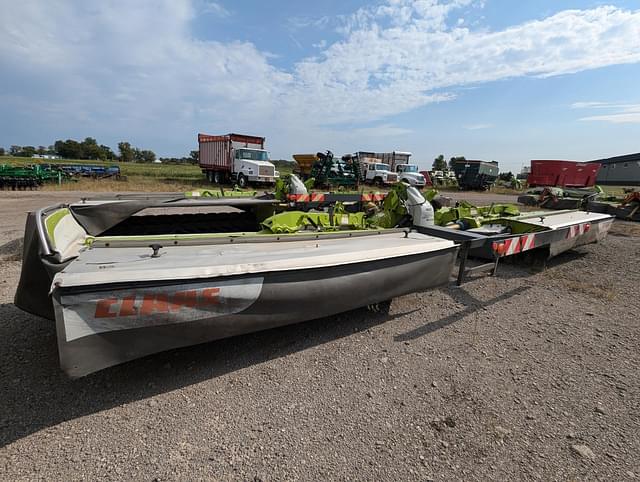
xmin=394 ymin=163 xmax=427 ymax=187
xmin=198 ymin=133 xmax=279 ymax=188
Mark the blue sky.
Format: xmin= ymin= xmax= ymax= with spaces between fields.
xmin=1 ymin=0 xmax=639 ymax=172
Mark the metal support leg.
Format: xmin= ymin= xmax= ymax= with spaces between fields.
xmin=491 ymin=254 xmax=500 ymax=276
xmin=456 ymin=242 xmax=470 ymax=286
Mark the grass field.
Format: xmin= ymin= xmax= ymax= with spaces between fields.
xmin=1 ymin=156 xmax=635 ymax=195
xmin=2 ymin=156 xmax=216 ymax=191
xmin=0 ymin=156 xmax=298 ymax=192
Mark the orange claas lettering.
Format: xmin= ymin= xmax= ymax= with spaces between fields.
xmin=140 ymin=293 xmax=169 ymax=316
xmin=94 ymin=298 xmax=118 ymax=318
xmin=94 ymin=288 xmax=222 ymax=318
xmin=201 ymin=288 xmax=220 ymax=305
xmin=118 ymin=295 xmax=137 ymax=316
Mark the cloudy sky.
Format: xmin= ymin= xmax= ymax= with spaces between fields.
xmin=1 ymin=0 xmax=639 ymax=171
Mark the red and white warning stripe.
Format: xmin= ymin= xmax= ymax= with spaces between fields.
xmin=287 ymin=192 xmax=386 ymax=202
xmin=361 ymin=193 xmax=386 ymax=202
xmin=286 ymin=193 xmax=330 ymax=202
xmin=565 ymin=223 xmax=590 ymax=239
xmin=493 ymin=233 xmax=536 ymax=257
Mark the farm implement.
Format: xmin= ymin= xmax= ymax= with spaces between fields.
xmin=0 ymin=164 xmax=69 ymax=190
xmin=59 ymin=164 xmax=121 ymax=179
xmin=14 ymin=177 xmax=613 ymax=376
xmin=519 ymin=186 xmax=640 ymax=222
xmin=293 ymin=151 xmax=361 ymax=189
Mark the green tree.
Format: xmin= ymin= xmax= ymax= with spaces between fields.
xmin=81 ymin=137 xmax=102 ymax=160
xmin=0 ymin=147 xmax=5 ymax=156
xmin=18 ymin=146 xmax=36 ymax=157
xmin=118 ymin=142 xmax=134 ymax=162
xmin=54 ymin=140 xmax=64 ymax=156
xmin=449 ymin=156 xmax=466 ymax=170
xmin=432 ymin=154 xmax=447 ymax=171
xmin=139 ymin=149 xmax=156 ymax=163
xmin=99 ymin=144 xmax=115 ymax=160
xmin=54 ymin=139 xmax=83 ymax=159
xmin=189 ymin=150 xmax=199 ymax=163
xmin=10 ymin=145 xmax=21 ymax=156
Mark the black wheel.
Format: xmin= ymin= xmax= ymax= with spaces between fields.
xmin=366 ymin=299 xmax=392 ymax=315
xmin=213 ymin=171 xmax=221 ymax=184
xmin=238 ymin=174 xmax=248 ymax=189
xmin=206 ymin=171 xmax=214 ymax=183
xmin=374 ymin=177 xmax=382 ymax=187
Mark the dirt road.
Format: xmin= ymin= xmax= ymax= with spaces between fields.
xmin=0 ymin=191 xmax=638 ymax=480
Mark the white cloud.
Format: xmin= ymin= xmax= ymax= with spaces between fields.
xmin=571 ymin=101 xmax=618 ymax=109
xmin=200 ymin=1 xmax=231 ymax=18
xmin=1 ymin=0 xmax=640 ymax=155
xmin=0 ymin=0 xmax=290 ymax=147
xmin=580 ymin=113 xmax=640 ymax=124
xmin=287 ymin=15 xmax=331 ymax=31
xmin=579 ymin=104 xmax=640 ymax=124
xmin=284 ymin=3 xmax=640 ymax=124
xmin=352 ymin=124 xmax=414 ymax=137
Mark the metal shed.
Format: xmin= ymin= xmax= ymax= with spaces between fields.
xmin=588 ymin=153 xmax=640 ymax=186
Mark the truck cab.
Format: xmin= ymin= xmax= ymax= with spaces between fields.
xmin=364 ymin=162 xmax=398 ymax=186
xmin=233 ymin=148 xmax=279 ymax=188
xmin=395 ymin=163 xmax=426 ymax=187
xmin=198 ymin=133 xmax=279 ymax=188
xmin=431 ymin=170 xmax=444 ymax=184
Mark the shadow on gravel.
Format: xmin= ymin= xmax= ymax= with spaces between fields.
xmin=0 ymin=302 xmax=408 ymax=447
xmin=0 ymin=237 xmax=23 ymax=261
xmin=394 ymin=285 xmax=531 ymax=342
xmin=544 ymin=249 xmax=588 ymax=268
xmin=461 ymin=248 xmax=590 ymax=283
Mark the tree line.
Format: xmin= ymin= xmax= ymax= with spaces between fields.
xmin=1 ymin=137 xmax=167 ymax=163
xmin=432 ymin=155 xmax=467 ymax=171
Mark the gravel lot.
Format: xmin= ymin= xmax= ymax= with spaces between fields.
xmin=1 ymin=190 xmax=639 ymax=481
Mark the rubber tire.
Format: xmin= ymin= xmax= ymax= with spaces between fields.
xmin=238 ymin=174 xmax=248 ymax=189
xmin=213 ymin=171 xmax=221 ymax=184
xmin=366 ymin=299 xmax=392 ymax=315
xmin=206 ymin=171 xmax=214 ymax=183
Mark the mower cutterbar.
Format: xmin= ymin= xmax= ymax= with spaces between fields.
xmin=414 ymin=212 xmax=613 ymax=285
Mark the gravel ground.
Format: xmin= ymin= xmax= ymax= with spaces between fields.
xmin=0 ymin=191 xmax=639 ymax=481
